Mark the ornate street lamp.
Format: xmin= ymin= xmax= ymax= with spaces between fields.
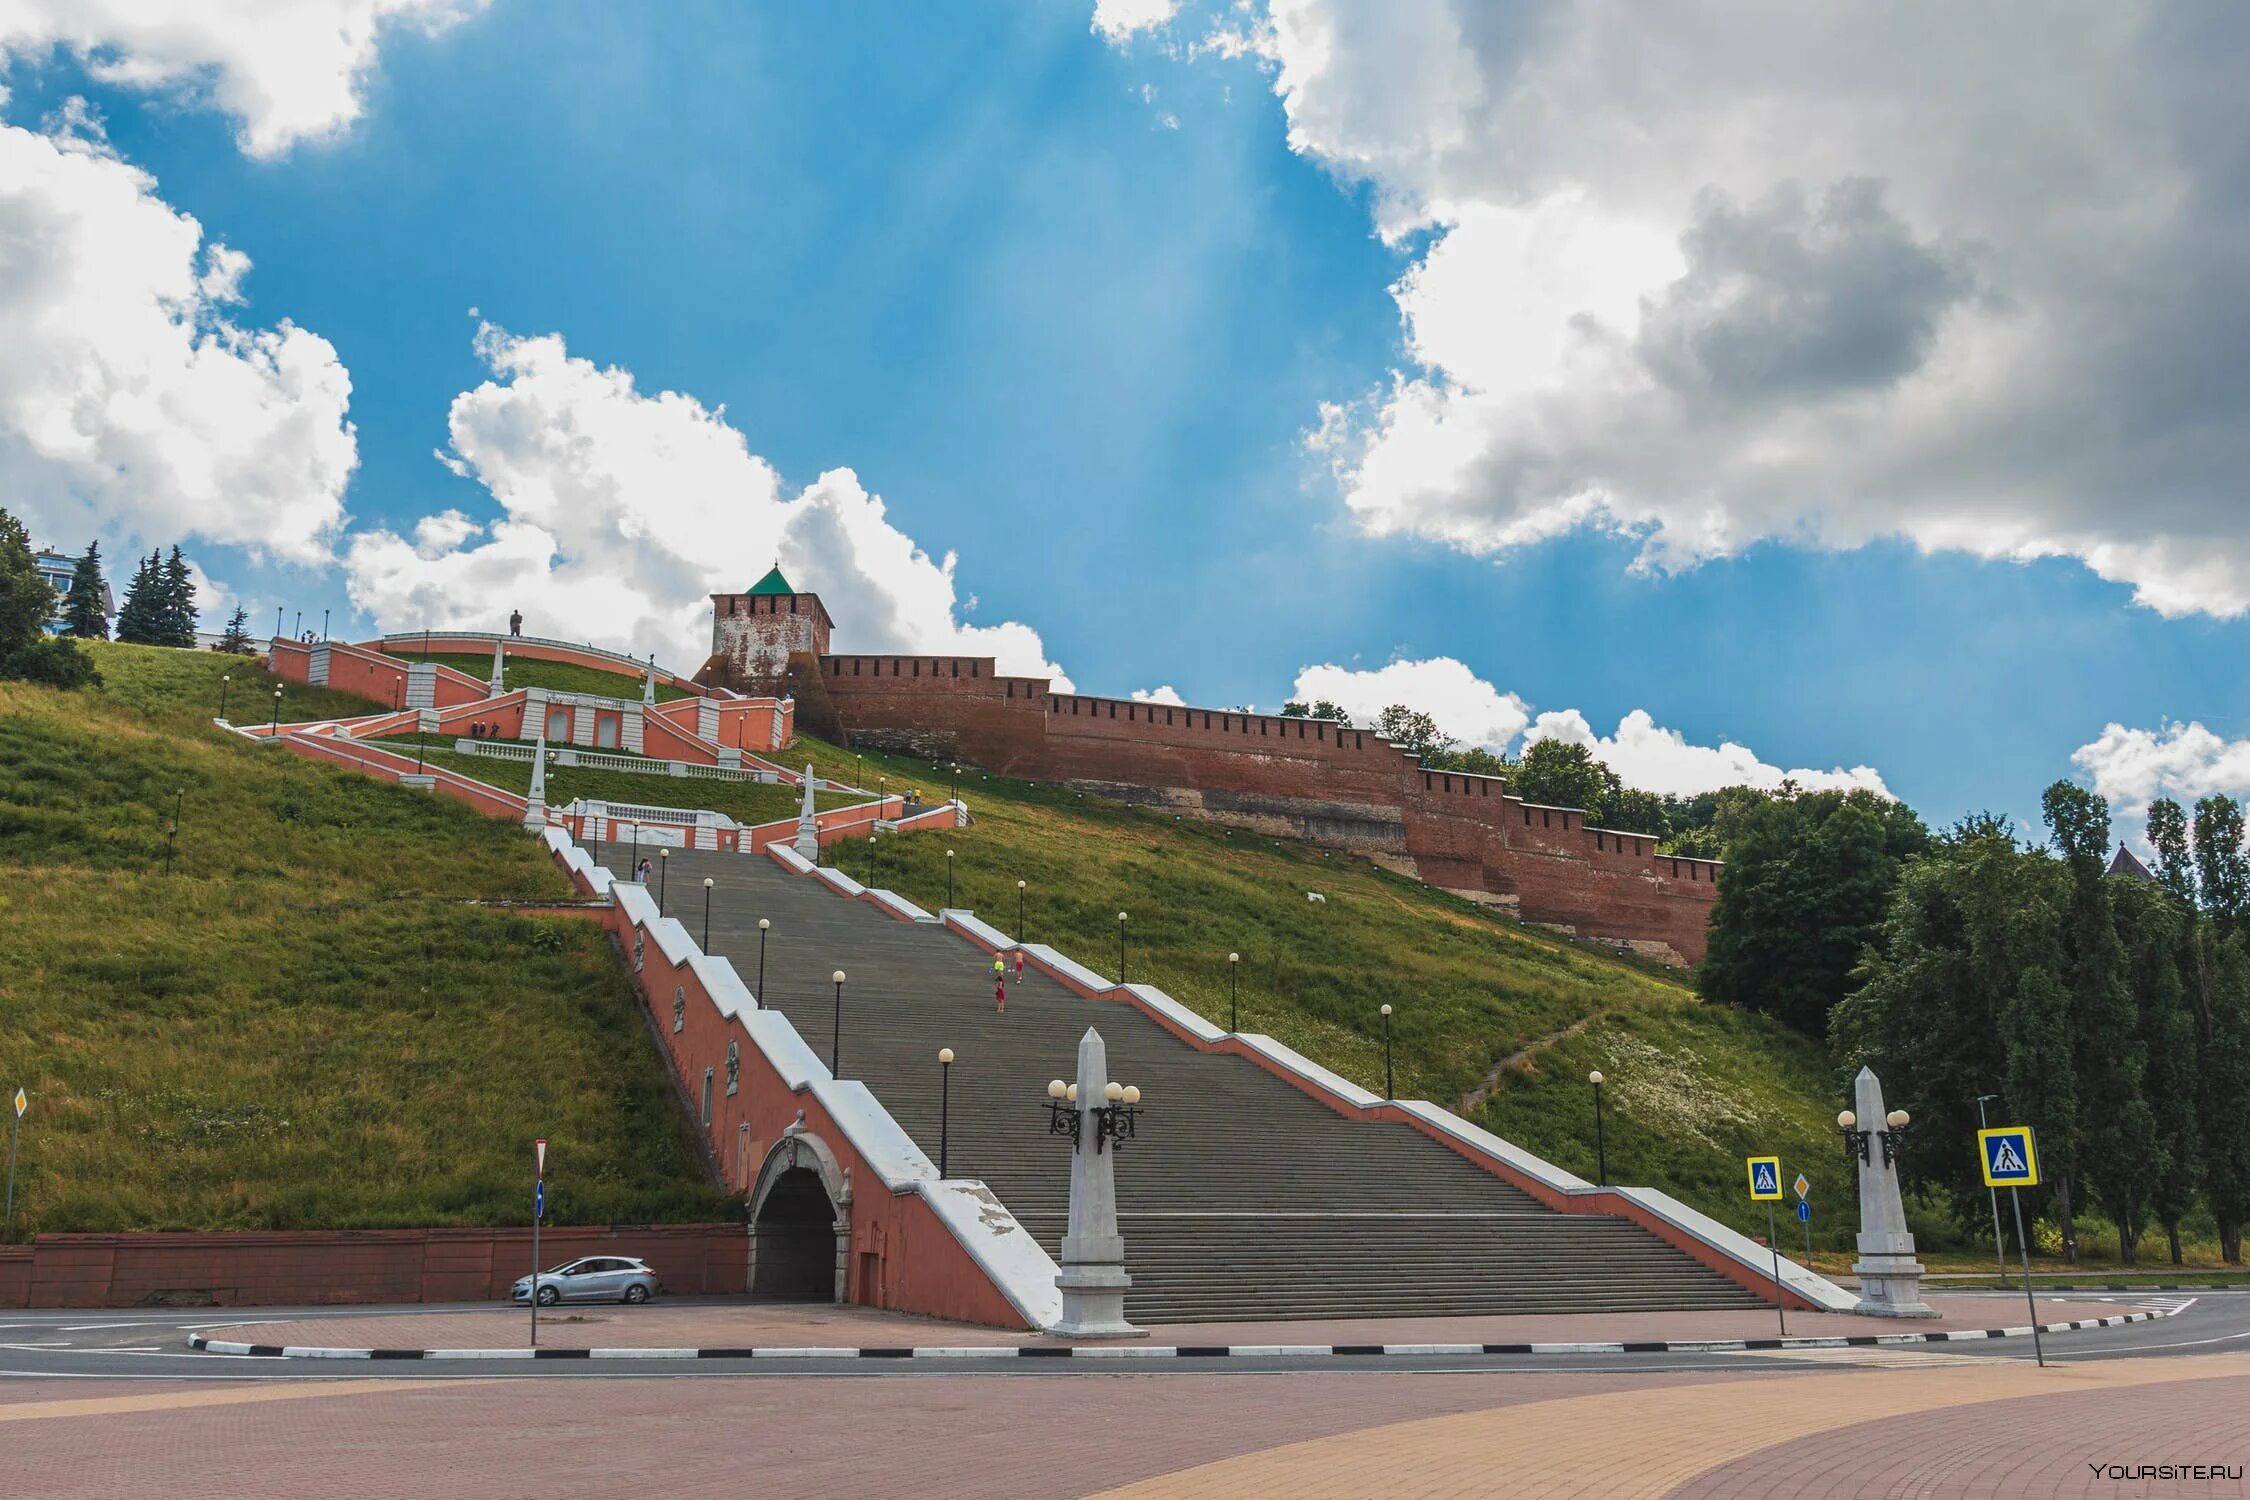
xmin=1837 ymin=1108 xmax=1911 ymax=1167
xmin=1045 ymin=1078 xmax=1143 ymax=1152
xmin=1588 ymin=1070 xmax=1608 ymax=1187
xmin=1380 ymin=1003 xmax=1394 ymax=1101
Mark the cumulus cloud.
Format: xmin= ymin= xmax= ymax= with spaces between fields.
xmin=0 ymin=117 xmax=356 ymax=565
xmin=1177 ymin=1 xmax=2250 ymax=617
xmin=1132 ymin=684 xmax=1187 ymax=705
xmin=1292 ymin=656 xmax=1885 ymax=798
xmin=0 ymin=0 xmax=487 ymax=157
xmin=2072 ymin=721 xmax=2250 ymax=819
xmin=345 ymin=325 xmax=1069 ymax=680
xmin=1092 ymin=0 xmax=1180 ymax=43
xmin=1292 ymin=656 xmax=1527 ymax=748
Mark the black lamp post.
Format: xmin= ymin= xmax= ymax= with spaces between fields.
xmin=321 ymin=607 xmax=329 ymax=642
xmin=657 ymin=849 xmax=669 ymax=915
xmin=756 ymin=918 xmax=770 ymax=998
xmin=1044 ymin=1078 xmax=1143 ymax=1152
xmin=1116 ymin=911 xmax=1129 ymax=986
xmin=1379 ymin=1003 xmax=1394 ymax=1100
xmin=1227 ymin=952 xmax=1240 ymax=1033
xmin=949 ymin=762 xmax=959 ymax=803
xmin=1016 ymin=879 xmax=1026 ymax=943
xmin=627 ymin=821 xmax=641 ymax=876
xmin=1588 ymin=1070 xmax=1608 ymax=1186
xmin=294 ymin=609 xmax=303 ymax=638
xmin=938 ymin=1047 xmax=954 ymax=1177
xmin=701 ymin=877 xmax=715 ymax=949
xmin=219 ymin=673 xmax=231 ymax=721
xmin=269 ymin=686 xmax=283 ymax=737
xmin=945 ymin=848 xmax=955 ymax=909
xmin=830 ymin=970 xmax=847 ymax=1076
xmin=867 ymin=833 xmax=878 ymax=887
xmin=1837 ymin=1108 xmax=1911 ymax=1168
xmin=275 ymin=605 xmax=284 ymax=641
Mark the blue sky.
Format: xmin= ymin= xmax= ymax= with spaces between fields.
xmin=5 ymin=0 xmax=2247 ymax=837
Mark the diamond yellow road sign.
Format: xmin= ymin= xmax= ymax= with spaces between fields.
xmin=10 ymin=1088 xmax=22 ymax=1119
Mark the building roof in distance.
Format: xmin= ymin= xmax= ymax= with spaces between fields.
xmin=746 ymin=565 xmax=795 ymax=597
xmin=2107 ymin=842 xmax=2155 ymax=881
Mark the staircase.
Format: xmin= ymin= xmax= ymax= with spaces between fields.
xmin=662 ymin=847 xmax=1763 ymax=1323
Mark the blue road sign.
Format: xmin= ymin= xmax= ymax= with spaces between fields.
xmin=1796 ymin=1199 xmax=1811 ymax=1223
xmin=534 ymin=1180 xmax=545 ymax=1219
xmin=1978 ymin=1126 xmax=2040 ymax=1188
xmin=1746 ymin=1156 xmax=1783 ymax=1200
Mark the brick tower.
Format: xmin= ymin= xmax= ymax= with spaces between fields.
xmin=701 ymin=565 xmax=833 ymax=694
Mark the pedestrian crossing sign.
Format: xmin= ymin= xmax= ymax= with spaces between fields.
xmin=1747 ymin=1155 xmax=1783 ymax=1200
xmin=1978 ymin=1126 xmax=2039 ymax=1188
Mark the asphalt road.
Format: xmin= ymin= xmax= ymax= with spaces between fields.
xmin=0 ymin=1289 xmax=2241 ymax=1382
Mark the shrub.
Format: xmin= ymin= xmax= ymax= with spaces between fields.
xmin=1 ymin=635 xmax=102 ymax=689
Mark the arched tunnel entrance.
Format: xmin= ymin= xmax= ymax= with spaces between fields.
xmin=751 ymin=1165 xmax=838 ymax=1300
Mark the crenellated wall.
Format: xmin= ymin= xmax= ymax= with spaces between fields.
xmin=795 ymin=654 xmax=1720 ymax=963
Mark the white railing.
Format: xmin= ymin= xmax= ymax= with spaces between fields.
xmin=443 ymin=738 xmax=778 ymax=782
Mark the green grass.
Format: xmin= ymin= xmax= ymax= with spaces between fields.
xmin=365 ymin=733 xmax=856 ymax=827
xmin=808 ymin=736 xmax=1860 ymax=1234
xmin=388 ymin=647 xmax=692 ymax=702
xmin=0 ymin=642 xmax=728 ymax=1237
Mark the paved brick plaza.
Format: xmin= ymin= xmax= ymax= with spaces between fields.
xmin=1 ymin=1354 xmax=2243 ymax=1498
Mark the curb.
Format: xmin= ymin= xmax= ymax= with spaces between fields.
xmin=186 ymin=1308 xmax=2172 ymax=1361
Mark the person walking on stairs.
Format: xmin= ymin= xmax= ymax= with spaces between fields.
xmin=1013 ymin=948 xmax=1025 ymax=981
xmin=995 ymin=973 xmax=1006 ymax=1014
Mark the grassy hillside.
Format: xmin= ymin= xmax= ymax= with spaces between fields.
xmin=388 ymin=646 xmax=693 ymax=702
xmin=801 ymin=737 xmax=1861 ymax=1238
xmin=0 ymin=642 xmax=726 ymax=1237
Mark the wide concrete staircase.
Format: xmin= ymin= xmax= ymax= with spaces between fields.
xmin=668 ymin=847 xmax=1762 ymax=1323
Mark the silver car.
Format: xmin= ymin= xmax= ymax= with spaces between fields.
xmin=510 ymin=1256 xmax=660 ymax=1306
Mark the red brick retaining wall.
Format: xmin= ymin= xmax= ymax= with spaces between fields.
xmin=0 ymin=1225 xmax=744 ymax=1309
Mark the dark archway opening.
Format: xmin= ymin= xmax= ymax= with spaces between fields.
xmin=752 ymin=1166 xmax=836 ymax=1300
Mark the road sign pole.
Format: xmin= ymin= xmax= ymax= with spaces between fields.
xmin=1802 ymin=1201 xmax=1814 ymax=1270
xmin=1978 ymin=1095 xmax=2007 ymax=1288
xmin=531 ymin=1137 xmax=547 ymax=1350
xmin=2009 ymin=1187 xmax=2043 ymax=1367
xmin=1767 ymin=1200 xmax=1786 ymax=1337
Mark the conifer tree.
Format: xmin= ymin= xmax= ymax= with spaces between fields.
xmin=113 ymin=551 xmax=161 ymax=644
xmin=2113 ymin=877 xmax=2201 ymax=1263
xmin=0 ymin=507 xmax=52 ymax=657
xmin=61 ymin=540 xmax=109 ymax=639
xmin=2043 ymin=781 xmax=2158 ymax=1263
xmin=2197 ymin=932 xmax=2250 ymax=1263
xmin=158 ymin=546 xmax=197 ymax=646
xmin=215 ymin=604 xmax=254 ymax=655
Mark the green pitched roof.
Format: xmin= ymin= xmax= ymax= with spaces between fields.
xmin=746 ymin=565 xmax=795 ymax=597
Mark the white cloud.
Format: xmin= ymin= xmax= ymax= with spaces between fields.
xmin=1291 ymin=655 xmax=1886 ymax=798
xmin=1092 ymin=0 xmax=1180 ymax=44
xmin=0 ymin=0 xmax=486 ymax=157
xmin=1291 ymin=656 xmax=1527 ymax=749
xmin=0 ymin=118 xmax=356 ymax=565
xmin=1197 ymin=1 xmax=2250 ymax=617
xmin=1132 ymin=684 xmax=1187 ymax=705
xmin=2071 ymin=721 xmax=2250 ymax=819
xmin=1525 ymin=708 xmax=1888 ymax=800
xmin=344 ymin=325 xmax=1070 ymax=681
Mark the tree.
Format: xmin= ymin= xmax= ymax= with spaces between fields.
xmin=0 ymin=507 xmax=51 ymax=658
xmin=2113 ymin=877 xmax=2201 ymax=1263
xmin=1280 ymin=699 xmax=1352 ymax=726
xmin=1701 ymin=787 xmax=1929 ymax=1035
xmin=1606 ymin=786 xmax=1670 ymax=837
xmin=1376 ymin=704 xmax=1453 ymax=762
xmin=1835 ymin=817 xmax=2070 ymax=1233
xmin=158 ymin=546 xmax=197 ymax=646
xmin=113 ymin=551 xmax=162 ymax=644
xmin=2196 ymin=931 xmax=2250 ymax=1263
xmin=0 ymin=634 xmax=101 ymax=689
xmin=214 ymin=604 xmax=255 ymax=655
xmin=61 ymin=540 xmax=109 ymax=640
xmin=2146 ymin=798 xmax=2196 ymax=904
xmin=1511 ymin=738 xmax=1619 ymax=819
xmin=2043 ymin=781 xmax=2157 ymax=1264
xmin=2193 ymin=795 xmax=2247 ymax=930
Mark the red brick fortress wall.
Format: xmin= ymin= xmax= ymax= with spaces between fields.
xmin=806 ymin=654 xmax=1719 ymax=963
